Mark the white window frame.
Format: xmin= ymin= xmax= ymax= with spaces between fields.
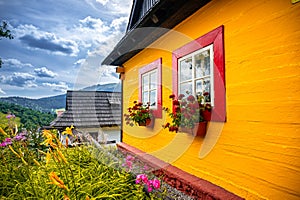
xmin=141 ymin=68 xmax=158 ymax=109
xmin=178 ymin=44 xmax=214 ymax=106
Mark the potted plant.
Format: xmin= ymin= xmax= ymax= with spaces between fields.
xmin=124 ymin=101 xmax=154 ymax=127
xmin=163 ymin=92 xmax=211 ymax=137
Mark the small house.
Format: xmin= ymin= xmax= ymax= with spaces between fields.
xmin=102 ymin=0 xmax=300 ymax=199
xmin=50 ymin=91 xmax=121 ymax=142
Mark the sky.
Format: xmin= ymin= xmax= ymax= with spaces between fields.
xmin=0 ymin=0 xmax=132 ymax=98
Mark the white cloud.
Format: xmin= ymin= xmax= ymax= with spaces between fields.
xmin=0 ymin=88 xmax=6 ymax=94
xmin=16 ymin=24 xmax=79 ymax=56
xmin=0 ymin=72 xmax=37 ymax=88
xmin=74 ymin=59 xmax=86 ymax=66
xmin=34 ymin=67 xmax=57 ymax=78
xmin=95 ymin=0 xmax=109 ymax=5
xmin=42 ymin=81 xmax=69 ymax=92
xmin=2 ymin=58 xmax=33 ymax=69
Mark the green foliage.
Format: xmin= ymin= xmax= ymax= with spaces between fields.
xmin=0 ymin=102 xmax=56 ymax=131
xmin=0 ymin=20 xmax=14 ymax=68
xmin=0 ymin=112 xmax=20 ymax=130
xmin=0 ymin=21 xmax=13 ymax=39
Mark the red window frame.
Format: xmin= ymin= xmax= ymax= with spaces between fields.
xmin=139 ymin=58 xmax=162 ymax=118
xmin=172 ymin=26 xmax=226 ymax=121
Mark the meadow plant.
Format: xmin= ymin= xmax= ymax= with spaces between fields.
xmin=0 ymin=120 xmax=165 ymax=199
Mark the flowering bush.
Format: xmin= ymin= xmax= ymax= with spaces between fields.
xmin=163 ymin=92 xmax=211 ymax=132
xmin=124 ymin=101 xmax=153 ymax=126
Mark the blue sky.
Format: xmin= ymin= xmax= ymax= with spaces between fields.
xmin=0 ymin=0 xmax=132 ymax=98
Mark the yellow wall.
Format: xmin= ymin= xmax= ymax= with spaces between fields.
xmin=122 ymin=0 xmax=300 ymax=199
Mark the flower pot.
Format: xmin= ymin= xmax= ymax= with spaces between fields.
xmin=201 ymin=110 xmax=211 ymax=121
xmin=138 ymin=118 xmax=154 ymax=128
xmin=179 ymin=121 xmax=207 ymax=137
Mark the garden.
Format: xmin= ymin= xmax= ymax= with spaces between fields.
xmin=0 ymin=114 xmax=192 ymax=199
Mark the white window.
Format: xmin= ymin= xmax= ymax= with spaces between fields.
xmin=178 ymin=44 xmax=214 ymax=106
xmin=141 ymin=69 xmax=157 ymax=108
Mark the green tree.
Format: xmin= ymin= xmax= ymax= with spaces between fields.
xmin=0 ymin=21 xmax=14 ymax=68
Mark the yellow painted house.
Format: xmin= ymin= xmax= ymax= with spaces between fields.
xmin=102 ymin=0 xmax=300 ymax=199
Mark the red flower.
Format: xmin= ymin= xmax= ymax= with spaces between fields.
xmin=173 ymin=100 xmax=180 ymax=105
xmin=169 ymin=94 xmax=175 ymax=99
xmin=203 ymin=92 xmax=209 ymax=96
xmin=178 ymin=94 xmax=185 ymax=100
xmin=187 ymin=95 xmax=195 ymax=102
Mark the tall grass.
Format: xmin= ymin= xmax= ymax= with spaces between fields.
xmin=0 ymin=126 xmax=164 ymax=199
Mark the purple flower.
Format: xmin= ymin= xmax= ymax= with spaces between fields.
xmin=14 ymin=135 xmax=26 ymax=141
xmin=125 ymin=155 xmax=134 ymax=162
xmin=0 ymin=137 xmax=12 ymax=147
xmin=6 ymin=114 xmax=15 ymax=119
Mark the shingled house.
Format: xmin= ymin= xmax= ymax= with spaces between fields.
xmin=50 ymin=91 xmax=121 ymax=142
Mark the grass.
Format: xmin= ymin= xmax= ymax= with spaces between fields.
xmin=0 ymin=128 xmax=166 ymax=199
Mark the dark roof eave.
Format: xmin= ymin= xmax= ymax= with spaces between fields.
xmin=101 ymin=0 xmax=211 ymax=66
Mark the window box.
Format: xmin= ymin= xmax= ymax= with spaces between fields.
xmin=179 ymin=122 xmax=207 ymax=137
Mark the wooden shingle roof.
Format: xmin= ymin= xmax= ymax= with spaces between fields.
xmin=50 ymin=91 xmax=121 ymax=129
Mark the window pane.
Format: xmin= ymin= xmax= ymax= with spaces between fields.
xmin=142 ymin=91 xmax=149 ymax=104
xmin=150 ymin=90 xmax=156 ymax=106
xmin=179 ymin=82 xmax=192 ymax=95
xmin=195 ymin=49 xmax=211 ymax=78
xmin=195 ymin=80 xmax=203 ymax=94
xmin=204 ymin=51 xmax=210 ymax=76
xmin=142 ymin=75 xmax=149 ymax=91
xmin=179 ymin=57 xmax=192 ymax=82
xmin=195 ymin=53 xmax=205 ymax=78
xmin=203 ymin=79 xmax=211 ymax=102
xmin=150 ymin=71 xmax=157 ymax=89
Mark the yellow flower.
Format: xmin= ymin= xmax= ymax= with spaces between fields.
xmin=57 ymin=150 xmax=68 ymax=164
xmin=64 ymin=194 xmax=70 ymax=200
xmin=8 ymin=145 xmax=20 ymax=158
xmin=21 ymin=157 xmax=28 ymax=165
xmin=48 ymin=172 xmax=68 ymax=190
xmin=62 ymin=125 xmax=74 ymax=135
xmin=45 ymin=151 xmax=51 ymax=166
xmin=33 ymin=159 xmax=41 ymax=166
xmin=0 ymin=127 xmax=8 ymax=136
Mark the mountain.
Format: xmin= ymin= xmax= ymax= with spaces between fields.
xmin=82 ymin=82 xmax=121 ymax=92
xmin=0 ymin=94 xmax=66 ymax=113
xmin=0 ymin=83 xmax=121 ymax=113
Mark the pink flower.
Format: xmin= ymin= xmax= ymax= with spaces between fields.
xmin=152 ymin=179 xmax=160 ymax=189
xmin=136 ymin=174 xmax=148 ymax=184
xmin=126 ymin=155 xmax=134 ymax=161
xmin=147 ymin=186 xmax=153 ymax=192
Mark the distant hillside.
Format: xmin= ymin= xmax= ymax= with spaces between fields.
xmin=82 ymin=82 xmax=121 ymax=92
xmin=0 ymin=94 xmax=66 ymax=113
xmin=0 ymin=83 xmax=121 ymax=113
xmin=0 ymin=101 xmax=56 ymax=130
